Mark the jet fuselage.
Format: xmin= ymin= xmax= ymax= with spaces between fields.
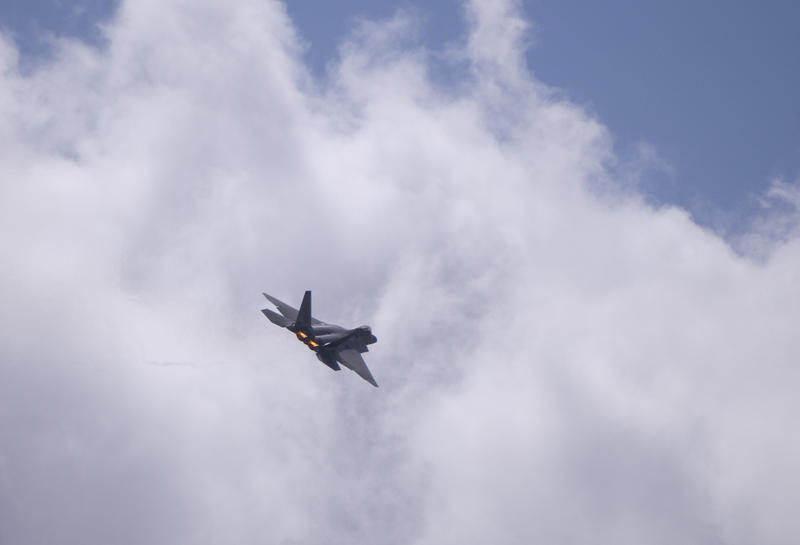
xmin=261 ymin=290 xmax=379 ymax=386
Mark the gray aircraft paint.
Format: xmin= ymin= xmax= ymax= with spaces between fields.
xmin=261 ymin=291 xmax=379 ymax=387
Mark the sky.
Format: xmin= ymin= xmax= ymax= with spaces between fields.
xmin=288 ymin=0 xmax=800 ymax=230
xmin=1 ymin=1 xmax=799 ymax=544
xmin=3 ymin=0 xmax=799 ymax=229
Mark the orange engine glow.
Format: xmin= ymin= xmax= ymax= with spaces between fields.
xmin=297 ymin=331 xmax=308 ymax=339
xmin=308 ymin=340 xmax=319 ymax=348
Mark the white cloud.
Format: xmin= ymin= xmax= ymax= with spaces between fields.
xmin=1 ymin=0 xmax=799 ymax=544
xmin=730 ymin=177 xmax=800 ymax=260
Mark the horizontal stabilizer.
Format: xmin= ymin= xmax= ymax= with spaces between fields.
xmin=263 ymin=291 xmax=323 ymax=325
xmin=261 ymin=308 xmax=293 ymax=327
xmin=336 ymin=348 xmax=378 ymax=387
xmin=263 ymin=292 xmax=298 ymax=320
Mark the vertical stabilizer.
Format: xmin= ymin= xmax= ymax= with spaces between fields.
xmin=295 ymin=290 xmax=312 ymax=330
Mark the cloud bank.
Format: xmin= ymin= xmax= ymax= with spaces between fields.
xmin=1 ymin=1 xmax=799 ymax=543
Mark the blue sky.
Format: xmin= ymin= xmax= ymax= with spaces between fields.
xmin=522 ymin=1 xmax=800 ymax=223
xmin=283 ymin=0 xmax=800 ymax=231
xmin=3 ymin=0 xmax=796 ymax=233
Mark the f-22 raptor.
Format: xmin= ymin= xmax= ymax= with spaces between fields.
xmin=261 ymin=291 xmax=379 ymax=387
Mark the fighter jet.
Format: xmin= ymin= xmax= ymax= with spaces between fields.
xmin=261 ymin=291 xmax=379 ymax=387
